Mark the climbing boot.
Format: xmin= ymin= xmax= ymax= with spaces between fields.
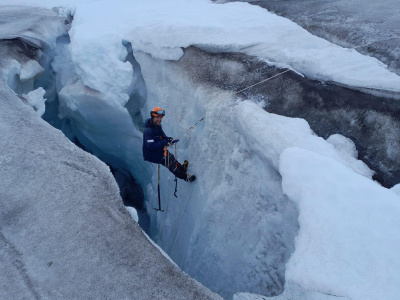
xmin=186 ymin=174 xmax=196 ymax=182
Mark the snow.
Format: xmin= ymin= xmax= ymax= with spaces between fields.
xmin=234 ymin=286 xmax=350 ymax=300
xmin=326 ymin=134 xmax=374 ymax=179
xmin=65 ymin=0 xmax=400 ymax=97
xmin=236 ymin=101 xmax=373 ymax=179
xmin=20 ymin=60 xmax=44 ymax=81
xmin=391 ymin=184 xmax=400 ymax=197
xmin=280 ymin=147 xmax=400 ymax=300
xmin=0 ymin=5 xmax=68 ymax=48
xmin=235 ymin=0 xmax=400 ymax=77
xmin=23 ymin=87 xmax=47 ymax=116
xmin=125 ymin=206 xmax=139 ymax=222
xmin=136 ymin=48 xmax=398 ymax=298
xmin=0 ymin=7 xmax=221 ymax=299
xmin=2 ymin=1 xmax=400 ymax=299
xmin=4 ymin=0 xmax=400 ymax=107
xmin=0 ymin=80 xmax=221 ymax=299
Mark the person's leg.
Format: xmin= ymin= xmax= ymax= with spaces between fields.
xmin=162 ymin=152 xmax=187 ymax=180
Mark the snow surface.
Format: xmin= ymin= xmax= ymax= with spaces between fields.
xmin=4 ymin=0 xmax=400 ymax=106
xmin=2 ymin=1 xmax=400 ymax=299
xmin=391 ymin=184 xmax=400 ymax=197
xmin=230 ymin=0 xmax=400 ymax=76
xmin=0 ymin=5 xmax=68 ymax=48
xmin=280 ymin=147 xmax=400 ymax=300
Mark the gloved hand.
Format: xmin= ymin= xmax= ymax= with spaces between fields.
xmin=166 ymin=137 xmax=173 ymax=143
xmin=171 ymin=139 xmax=179 ymax=144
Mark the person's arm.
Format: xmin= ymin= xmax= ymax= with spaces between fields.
xmin=144 ymin=130 xmax=168 ymax=149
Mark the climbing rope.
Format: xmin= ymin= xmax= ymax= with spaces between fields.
xmin=168 ymin=69 xmax=290 ymax=145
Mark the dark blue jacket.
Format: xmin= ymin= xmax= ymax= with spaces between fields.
xmin=142 ymin=118 xmax=169 ymax=164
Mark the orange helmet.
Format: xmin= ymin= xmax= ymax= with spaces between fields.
xmin=150 ymin=106 xmax=165 ymax=118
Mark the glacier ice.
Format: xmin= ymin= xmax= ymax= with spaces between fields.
xmin=22 ymin=87 xmax=47 ymax=116
xmin=2 ymin=1 xmax=400 ymax=300
xmin=235 ymin=0 xmax=400 ymax=76
xmin=280 ymin=147 xmax=400 ymax=300
xmin=0 ymin=6 xmax=221 ymax=300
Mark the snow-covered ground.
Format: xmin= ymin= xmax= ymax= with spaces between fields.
xmin=224 ymin=0 xmax=400 ymax=76
xmin=2 ymin=1 xmax=400 ymax=299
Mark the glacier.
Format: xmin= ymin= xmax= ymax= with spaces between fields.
xmin=228 ymin=0 xmax=400 ymax=76
xmin=0 ymin=6 xmax=220 ymax=300
xmin=1 ymin=1 xmax=400 ymax=300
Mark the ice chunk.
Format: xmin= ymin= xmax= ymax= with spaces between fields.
xmin=125 ymin=206 xmax=138 ymax=222
xmin=236 ymin=101 xmax=372 ymax=178
xmin=20 ymin=60 xmax=44 ymax=81
xmin=280 ymin=147 xmax=400 ymax=300
xmin=23 ymin=87 xmax=47 ymax=116
xmin=327 ymin=133 xmax=373 ymax=178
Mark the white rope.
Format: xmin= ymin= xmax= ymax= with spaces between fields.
xmin=233 ymin=69 xmax=290 ymax=95
xmin=169 ymin=68 xmax=290 ymax=144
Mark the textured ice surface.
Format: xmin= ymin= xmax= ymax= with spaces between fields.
xmin=228 ymin=0 xmax=400 ymax=76
xmin=174 ymin=47 xmax=400 ymax=187
xmin=22 ymin=87 xmax=46 ymax=116
xmin=0 ymin=5 xmax=68 ymax=48
xmin=234 ymin=283 xmax=351 ymax=300
xmin=134 ymin=49 xmax=393 ymax=298
xmin=0 ymin=82 xmax=220 ymax=299
xmin=0 ymin=7 xmax=220 ymax=300
xmin=280 ymin=147 xmax=400 ymax=300
xmin=2 ymin=2 xmax=400 ymax=300
xmin=135 ymin=51 xmax=298 ymax=298
xmin=4 ymin=0 xmax=400 ymax=105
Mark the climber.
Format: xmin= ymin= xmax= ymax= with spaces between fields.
xmin=142 ymin=106 xmax=196 ymax=182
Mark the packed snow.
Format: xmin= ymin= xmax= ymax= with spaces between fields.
xmin=280 ymin=147 xmax=400 ymax=300
xmin=2 ymin=0 xmax=400 ymax=299
xmin=5 ymin=0 xmax=400 ymax=106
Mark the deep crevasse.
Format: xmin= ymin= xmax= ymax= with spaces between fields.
xmin=3 ymin=1 xmax=400 ymax=299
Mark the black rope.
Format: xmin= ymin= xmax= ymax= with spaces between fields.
xmin=174 ymin=177 xmax=178 ymax=198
